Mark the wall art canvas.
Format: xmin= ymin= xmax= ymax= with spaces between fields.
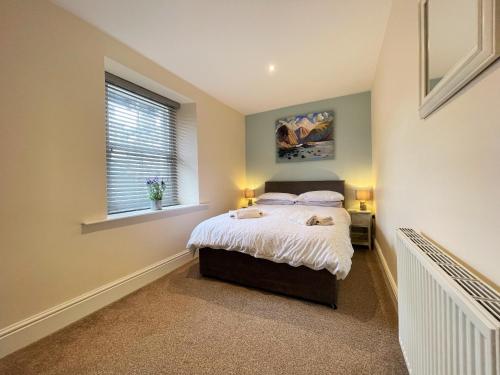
xmin=275 ymin=111 xmax=334 ymax=162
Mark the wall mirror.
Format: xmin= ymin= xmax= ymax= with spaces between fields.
xmin=419 ymin=0 xmax=499 ymax=118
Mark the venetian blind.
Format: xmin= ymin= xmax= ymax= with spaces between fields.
xmin=105 ymin=73 xmax=180 ymax=214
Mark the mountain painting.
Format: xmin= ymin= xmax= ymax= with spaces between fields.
xmin=275 ymin=111 xmax=334 ymax=162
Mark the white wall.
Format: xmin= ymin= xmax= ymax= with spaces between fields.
xmin=0 ymin=0 xmax=245 ymax=331
xmin=372 ymin=0 xmax=500 ymax=288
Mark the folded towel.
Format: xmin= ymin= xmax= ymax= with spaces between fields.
xmin=229 ymin=208 xmax=263 ymax=219
xmin=314 ymin=216 xmax=334 ymax=226
xmin=306 ymin=216 xmax=318 ymax=226
xmin=289 ymin=211 xmax=334 ymax=226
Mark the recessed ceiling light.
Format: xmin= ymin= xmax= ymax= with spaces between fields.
xmin=268 ymin=64 xmax=276 ymax=73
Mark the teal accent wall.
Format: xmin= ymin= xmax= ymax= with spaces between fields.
xmin=245 ymin=91 xmax=372 ymax=208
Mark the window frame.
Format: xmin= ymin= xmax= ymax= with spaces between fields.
xmin=104 ymin=72 xmax=181 ymax=215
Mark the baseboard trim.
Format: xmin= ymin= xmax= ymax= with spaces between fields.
xmin=0 ymin=249 xmax=194 ymax=359
xmin=374 ymin=239 xmax=398 ymax=310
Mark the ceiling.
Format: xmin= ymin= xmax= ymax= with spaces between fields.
xmin=53 ymin=0 xmax=392 ymax=115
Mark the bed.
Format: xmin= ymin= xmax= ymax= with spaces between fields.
xmin=187 ymin=180 xmax=354 ymax=308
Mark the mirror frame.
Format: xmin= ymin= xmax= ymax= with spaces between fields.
xmin=419 ymin=0 xmax=499 ymax=118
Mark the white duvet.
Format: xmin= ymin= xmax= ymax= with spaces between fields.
xmin=187 ymin=204 xmax=354 ymax=279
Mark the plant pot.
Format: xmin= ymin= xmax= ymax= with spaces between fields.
xmin=151 ymin=200 xmax=162 ymax=210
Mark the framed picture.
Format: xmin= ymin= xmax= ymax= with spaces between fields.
xmin=275 ymin=111 xmax=334 ymax=162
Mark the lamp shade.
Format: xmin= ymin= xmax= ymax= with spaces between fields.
xmin=244 ymin=189 xmax=255 ymax=199
xmin=355 ymin=189 xmax=372 ymax=201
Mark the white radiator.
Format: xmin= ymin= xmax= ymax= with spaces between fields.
xmin=396 ymin=228 xmax=500 ymax=375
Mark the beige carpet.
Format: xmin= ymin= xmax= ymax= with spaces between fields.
xmin=0 ymin=249 xmax=408 ymax=375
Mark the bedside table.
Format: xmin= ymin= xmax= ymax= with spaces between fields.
xmin=349 ymin=210 xmax=373 ymax=250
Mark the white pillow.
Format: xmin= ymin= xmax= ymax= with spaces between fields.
xmin=255 ymin=199 xmax=295 ymax=206
xmin=297 ymin=190 xmax=344 ymax=202
xmin=296 ymin=200 xmax=343 ymax=207
xmin=257 ymin=192 xmax=298 ymax=202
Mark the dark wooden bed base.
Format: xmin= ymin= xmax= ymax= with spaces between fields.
xmin=199 ymin=248 xmax=337 ymax=308
xmin=199 ymin=180 xmax=345 ymax=309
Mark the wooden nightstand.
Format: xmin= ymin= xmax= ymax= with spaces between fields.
xmin=349 ymin=210 xmax=373 ymax=250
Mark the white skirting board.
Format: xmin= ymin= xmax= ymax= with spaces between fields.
xmin=0 ymin=249 xmax=195 ymax=359
xmin=374 ymin=239 xmax=398 ymax=309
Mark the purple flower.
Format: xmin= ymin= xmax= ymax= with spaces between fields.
xmin=146 ymin=177 xmax=167 ymax=201
xmin=146 ymin=177 xmax=160 ymax=185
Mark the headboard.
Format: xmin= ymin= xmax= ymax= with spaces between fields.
xmin=264 ymin=180 xmax=345 ymax=197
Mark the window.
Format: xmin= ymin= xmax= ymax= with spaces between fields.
xmin=105 ymin=72 xmax=180 ymax=214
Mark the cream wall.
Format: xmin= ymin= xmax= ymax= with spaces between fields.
xmin=0 ymin=0 xmax=245 ymax=329
xmin=372 ymin=0 xmax=500 ymax=287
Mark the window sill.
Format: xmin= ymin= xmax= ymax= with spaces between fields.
xmin=82 ymin=203 xmax=209 ymax=233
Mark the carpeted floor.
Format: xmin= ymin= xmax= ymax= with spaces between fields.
xmin=0 ymin=249 xmax=408 ymax=375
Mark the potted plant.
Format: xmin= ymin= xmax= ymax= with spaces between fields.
xmin=146 ymin=177 xmax=166 ymax=210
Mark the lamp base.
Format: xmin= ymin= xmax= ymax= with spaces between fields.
xmin=248 ymin=199 xmax=253 ymax=206
xmin=359 ymin=201 xmax=367 ymax=211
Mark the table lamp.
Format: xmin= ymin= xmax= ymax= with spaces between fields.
xmin=355 ymin=189 xmax=372 ymax=211
xmin=244 ymin=189 xmax=255 ymax=206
